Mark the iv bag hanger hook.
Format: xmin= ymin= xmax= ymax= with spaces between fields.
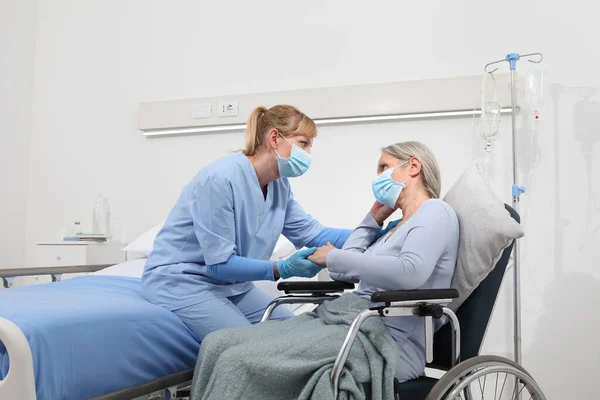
xmin=484 ymin=53 xmax=544 ymax=73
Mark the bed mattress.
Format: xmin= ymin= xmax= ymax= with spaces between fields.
xmin=0 ymin=275 xmax=200 ymax=400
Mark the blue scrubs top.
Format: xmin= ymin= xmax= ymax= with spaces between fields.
xmin=141 ymin=152 xmax=324 ymax=309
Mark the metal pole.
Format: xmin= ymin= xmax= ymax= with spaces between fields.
xmin=510 ymin=68 xmax=522 ymax=366
xmin=489 ymin=52 xmax=542 ymax=369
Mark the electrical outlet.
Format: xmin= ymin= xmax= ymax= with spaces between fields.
xmin=218 ymin=101 xmax=239 ymax=117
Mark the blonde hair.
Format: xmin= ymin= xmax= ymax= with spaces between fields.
xmin=243 ymin=105 xmax=317 ymax=156
xmin=382 ymin=141 xmax=442 ymax=198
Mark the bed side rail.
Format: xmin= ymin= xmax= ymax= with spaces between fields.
xmin=1 ymin=264 xmax=112 ymax=288
xmin=88 ymin=369 xmax=194 ymax=400
xmin=0 ymin=317 xmax=36 ymax=400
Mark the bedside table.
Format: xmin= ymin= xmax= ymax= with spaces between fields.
xmin=34 ymin=241 xmax=125 ymax=267
xmin=34 ymin=241 xmax=126 ymax=268
xmin=2 ymin=242 xmax=128 ymax=288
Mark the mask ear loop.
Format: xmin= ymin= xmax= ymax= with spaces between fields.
xmin=389 ymin=160 xmax=410 ymax=183
xmin=393 ymin=160 xmax=409 ymax=169
xmin=278 ymin=132 xmax=312 ymax=158
xmin=274 ymin=131 xmax=293 ymax=159
xmin=390 ymin=160 xmax=409 ymax=173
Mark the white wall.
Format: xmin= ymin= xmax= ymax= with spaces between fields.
xmin=22 ymin=0 xmax=599 ymax=397
xmin=0 ymin=0 xmax=37 ymax=269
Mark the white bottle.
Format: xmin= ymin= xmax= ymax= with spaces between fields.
xmin=92 ymin=193 xmax=111 ymax=235
xmin=73 ymin=221 xmax=82 ymax=235
xmin=103 ymin=197 xmax=111 ymax=236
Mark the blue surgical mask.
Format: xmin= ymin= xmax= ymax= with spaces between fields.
xmin=276 ymin=135 xmax=312 ymax=178
xmin=372 ymin=161 xmax=410 ymax=208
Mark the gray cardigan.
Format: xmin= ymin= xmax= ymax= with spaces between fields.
xmin=326 ymin=199 xmax=459 ymax=382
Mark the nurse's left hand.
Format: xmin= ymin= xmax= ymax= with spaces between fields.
xmin=308 ymin=242 xmax=336 ymax=266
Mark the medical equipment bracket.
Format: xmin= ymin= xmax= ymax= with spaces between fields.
xmin=484 ymin=52 xmax=543 ymax=367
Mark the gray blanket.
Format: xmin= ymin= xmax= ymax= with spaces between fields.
xmin=190 ymin=293 xmax=397 ymax=400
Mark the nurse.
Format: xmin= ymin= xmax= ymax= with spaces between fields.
xmin=141 ymin=104 xmax=352 ymax=341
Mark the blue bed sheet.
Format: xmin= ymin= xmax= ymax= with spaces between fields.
xmin=0 ymin=276 xmax=200 ymax=400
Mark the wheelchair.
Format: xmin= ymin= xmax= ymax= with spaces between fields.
xmin=260 ymin=204 xmax=547 ymax=400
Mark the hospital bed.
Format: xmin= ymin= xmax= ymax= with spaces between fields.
xmin=0 ymin=240 xmax=312 ymax=400
xmin=0 ymin=260 xmax=201 ymax=400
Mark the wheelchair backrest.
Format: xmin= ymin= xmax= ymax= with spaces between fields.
xmin=430 ymin=203 xmax=519 ymax=370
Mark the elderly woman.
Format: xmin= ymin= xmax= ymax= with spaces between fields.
xmin=190 ymin=141 xmax=460 ymax=400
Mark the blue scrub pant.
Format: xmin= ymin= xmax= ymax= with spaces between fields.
xmin=173 ymin=286 xmax=294 ymax=341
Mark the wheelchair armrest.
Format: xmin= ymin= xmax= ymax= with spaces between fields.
xmin=277 ymin=280 xmax=355 ymax=295
xmin=371 ymin=288 xmax=459 ymax=303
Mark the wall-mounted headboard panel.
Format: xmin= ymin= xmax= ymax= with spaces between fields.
xmin=137 ymin=73 xmax=515 ymax=136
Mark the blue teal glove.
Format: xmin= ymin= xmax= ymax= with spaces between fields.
xmin=276 ymin=247 xmax=323 ymax=279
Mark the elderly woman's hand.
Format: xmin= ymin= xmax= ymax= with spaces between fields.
xmin=308 ymin=242 xmax=336 ymax=266
xmin=370 ymin=201 xmax=396 ymax=226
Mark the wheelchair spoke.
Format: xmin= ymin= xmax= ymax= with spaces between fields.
xmin=465 ymin=386 xmax=474 ymax=400
xmin=462 ymin=371 xmax=518 ymax=400
xmin=512 ymin=379 xmax=526 ymax=400
xmin=465 ymin=371 xmax=517 ymax=400
xmin=494 ymin=372 xmax=499 ymax=400
xmin=480 ymin=374 xmax=487 ymax=400
xmin=498 ymin=372 xmax=508 ymax=399
xmin=428 ymin=356 xmax=547 ymax=400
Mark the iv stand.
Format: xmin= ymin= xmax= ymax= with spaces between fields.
xmin=483 ymin=52 xmax=544 ymax=366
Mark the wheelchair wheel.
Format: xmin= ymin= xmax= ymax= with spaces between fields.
xmin=425 ymin=355 xmax=546 ymax=400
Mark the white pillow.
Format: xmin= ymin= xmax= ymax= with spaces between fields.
xmin=92 ymin=258 xmax=147 ymax=278
xmin=123 ymin=223 xmax=164 ymax=256
xmin=443 ymin=161 xmax=524 ymax=312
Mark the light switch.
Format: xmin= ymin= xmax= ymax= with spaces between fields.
xmin=191 ymin=103 xmax=212 ymax=119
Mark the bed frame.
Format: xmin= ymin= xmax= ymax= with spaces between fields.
xmin=0 ymin=265 xmax=194 ymax=400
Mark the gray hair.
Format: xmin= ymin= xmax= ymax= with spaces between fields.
xmin=382 ymin=141 xmax=441 ymax=198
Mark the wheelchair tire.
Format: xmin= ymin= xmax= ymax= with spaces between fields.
xmin=424 ymin=355 xmax=546 ymax=400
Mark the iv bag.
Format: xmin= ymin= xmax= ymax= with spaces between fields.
xmin=476 ymin=101 xmax=502 ymax=142
xmin=526 ymin=65 xmax=544 ymax=107
xmin=476 ymin=71 xmax=502 ymax=143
